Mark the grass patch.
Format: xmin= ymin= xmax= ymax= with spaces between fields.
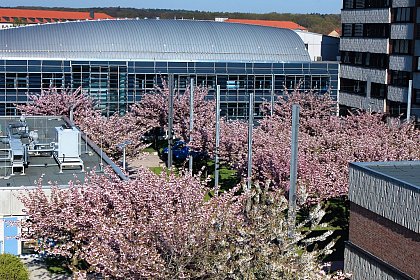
xmin=142 ymin=146 xmax=157 ymax=153
xmin=148 ymin=166 xmax=164 ymax=175
xmin=205 ymin=160 xmax=241 ymax=191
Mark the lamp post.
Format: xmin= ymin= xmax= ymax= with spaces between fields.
xmin=189 ymin=78 xmax=195 ymax=174
xmin=288 ymin=104 xmax=300 ymax=238
xmin=117 ymin=140 xmax=132 ymax=171
xmin=168 ymin=74 xmax=174 ymax=169
xmin=214 ymin=85 xmax=221 ymax=188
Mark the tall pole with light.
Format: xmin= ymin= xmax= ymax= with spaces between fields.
xmin=288 ymin=104 xmax=300 ymax=238
xmin=246 ymin=91 xmax=254 ymax=190
xmin=214 ymin=85 xmax=221 ymax=188
xmin=189 ymin=78 xmax=195 ymax=174
xmin=117 ymin=140 xmax=132 ymax=171
xmin=167 ymin=74 xmax=174 ymax=169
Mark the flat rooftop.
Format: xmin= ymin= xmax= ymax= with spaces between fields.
xmin=0 ymin=116 xmax=123 ymax=187
xmin=351 ymin=161 xmax=420 ymax=190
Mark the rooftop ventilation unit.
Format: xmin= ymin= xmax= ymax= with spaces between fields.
xmin=54 ymin=126 xmax=84 ymax=173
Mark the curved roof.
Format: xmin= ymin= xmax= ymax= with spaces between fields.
xmin=0 ymin=19 xmax=310 ymax=63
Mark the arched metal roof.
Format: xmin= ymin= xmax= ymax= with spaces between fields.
xmin=0 ymin=19 xmax=310 ymax=62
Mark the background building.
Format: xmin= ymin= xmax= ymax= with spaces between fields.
xmin=219 ymin=18 xmax=308 ymax=31
xmin=0 ymin=8 xmax=113 ymax=29
xmin=0 ymin=19 xmax=338 ymax=118
xmin=217 ymin=18 xmax=340 ymax=62
xmin=340 ymin=0 xmax=420 ymax=122
xmin=295 ymin=30 xmax=340 ymax=61
xmin=346 ymin=161 xmax=420 ymax=280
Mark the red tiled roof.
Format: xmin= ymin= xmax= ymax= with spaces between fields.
xmin=225 ymin=19 xmax=307 ymax=31
xmin=0 ymin=8 xmax=113 ymax=24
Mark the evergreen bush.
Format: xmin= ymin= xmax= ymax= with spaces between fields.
xmin=0 ymin=254 xmax=29 ymax=280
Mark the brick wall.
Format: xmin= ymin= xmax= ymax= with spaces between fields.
xmin=348 ymin=203 xmax=420 ymax=279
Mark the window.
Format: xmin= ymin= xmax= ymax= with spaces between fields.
xmin=392 ymin=40 xmax=411 ymax=54
xmin=414 ymin=89 xmax=420 ymax=105
xmin=343 ymin=24 xmax=353 ymax=37
xmin=340 ymin=78 xmax=367 ymax=95
xmin=355 ymin=0 xmax=365 ymax=8
xmin=343 ymin=0 xmax=354 ymax=9
xmin=371 ymin=82 xmax=386 ymax=98
xmin=390 ymin=70 xmax=411 ymax=87
xmin=365 ymin=23 xmax=389 ymax=38
xmin=365 ymin=0 xmax=390 ymax=8
xmin=354 ymin=24 xmax=363 ymax=37
xmin=394 ymin=7 xmax=412 ymax=22
xmin=368 ymin=53 xmax=388 ymax=68
xmin=340 ymin=51 xmax=388 ymax=69
xmin=355 ymin=52 xmax=363 ymax=65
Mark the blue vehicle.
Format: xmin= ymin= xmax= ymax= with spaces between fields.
xmin=162 ymin=141 xmax=205 ymax=162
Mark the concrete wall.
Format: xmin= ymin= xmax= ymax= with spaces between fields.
xmin=341 ymin=9 xmax=390 ymax=24
xmin=0 ymin=187 xmax=54 ymax=216
xmin=340 ymin=38 xmax=389 ymax=53
xmin=295 ymin=31 xmax=322 ymax=61
xmin=389 ymin=55 xmax=413 ymax=71
xmin=387 ymin=85 xmax=409 ymax=103
xmin=295 ymin=31 xmax=339 ymax=61
xmin=392 ymin=0 xmax=416 ymax=7
xmin=340 ymin=64 xmax=387 ymax=84
xmin=390 ymin=23 xmax=414 ymax=40
xmin=338 ymin=91 xmax=386 ymax=112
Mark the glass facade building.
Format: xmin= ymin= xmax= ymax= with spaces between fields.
xmin=0 ymin=19 xmax=338 ymax=118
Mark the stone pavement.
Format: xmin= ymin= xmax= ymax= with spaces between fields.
xmin=127 ymin=152 xmax=165 ymax=169
xmin=21 ymin=256 xmax=71 ymax=280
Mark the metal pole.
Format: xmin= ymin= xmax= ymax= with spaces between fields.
xmin=288 ymin=104 xmax=300 ymax=238
xmin=366 ymin=77 xmax=372 ymax=113
xmin=407 ymin=79 xmax=412 ymax=122
xmin=246 ymin=91 xmax=254 ymax=190
xmin=189 ymin=78 xmax=195 ymax=174
xmin=168 ymin=74 xmax=174 ymax=169
xmin=122 ymin=146 xmax=126 ymax=171
xmin=270 ymin=74 xmax=275 ymax=116
xmin=214 ymin=85 xmax=221 ymax=188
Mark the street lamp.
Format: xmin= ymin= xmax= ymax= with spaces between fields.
xmin=117 ymin=140 xmax=132 ymax=171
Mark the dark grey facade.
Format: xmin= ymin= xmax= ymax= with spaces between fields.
xmin=340 ymin=0 xmax=420 ymax=121
xmin=0 ymin=19 xmax=338 ymax=118
xmin=345 ymin=161 xmax=420 ymax=280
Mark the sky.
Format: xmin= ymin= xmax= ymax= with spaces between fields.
xmin=2 ymin=0 xmax=342 ymax=14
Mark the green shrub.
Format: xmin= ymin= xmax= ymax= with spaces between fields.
xmin=0 ymin=254 xmax=29 ymax=280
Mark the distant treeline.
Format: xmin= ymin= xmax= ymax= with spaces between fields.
xmin=10 ymin=6 xmax=341 ymax=35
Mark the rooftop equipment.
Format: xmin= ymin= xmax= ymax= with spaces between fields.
xmin=54 ymin=126 xmax=84 ymax=173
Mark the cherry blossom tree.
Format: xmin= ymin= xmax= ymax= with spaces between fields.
xmin=15 ymin=87 xmax=94 ymax=122
xmin=20 ymin=171 xmax=348 ymax=279
xmin=130 ymin=80 xmax=216 ymax=148
xmin=16 ymin=87 xmax=152 ymax=159
xmin=190 ymin=90 xmax=420 ymax=203
xmin=19 ymin=168 xmax=241 ymax=278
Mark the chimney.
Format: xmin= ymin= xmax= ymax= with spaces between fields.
xmin=89 ymin=10 xmax=95 ymax=19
